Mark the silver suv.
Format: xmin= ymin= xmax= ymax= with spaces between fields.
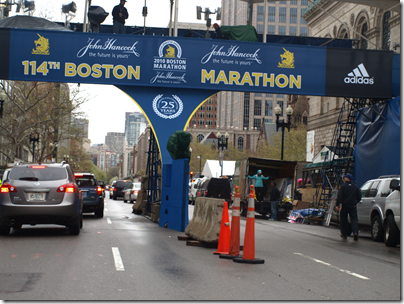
xmin=383 ymin=179 xmax=400 ymax=247
xmin=358 ymin=175 xmax=400 ymax=242
xmin=0 ymin=162 xmax=83 ymax=236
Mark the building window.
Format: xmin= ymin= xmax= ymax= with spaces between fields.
xmin=301 ymin=9 xmax=307 ymax=24
xmin=279 ymin=1 xmax=286 ymax=4
xmin=290 ymin=26 xmax=297 ymax=36
xmin=192 ymin=119 xmax=196 ymax=125
xmin=382 ymin=11 xmax=391 ymax=50
xmin=279 ymin=7 xmax=286 ymax=23
xmin=290 ymin=8 xmax=297 ymax=23
xmin=268 ymin=25 xmax=276 ymax=35
xmin=257 ymin=5 xmax=264 ymax=22
xmin=268 ymin=7 xmax=276 ymax=22
xmin=265 ymin=100 xmax=272 ymax=116
xmin=206 ymin=120 xmax=213 ymax=126
xmin=301 ymin=0 xmax=308 ymax=5
xmin=207 ymin=105 xmax=213 ymax=111
xmin=265 ymin=119 xmax=273 ymax=123
xmin=198 ymin=119 xmax=204 ymax=125
xmin=207 ymin=113 xmax=213 ymax=118
xmin=290 ymin=0 xmax=298 ymax=5
xmin=255 ymin=92 xmax=262 ymax=97
xmin=266 ymin=93 xmax=273 ymax=97
xmin=253 ymin=119 xmax=261 ymax=130
xmin=197 ymin=134 xmax=204 ymax=142
xmin=276 ymin=94 xmax=284 ymax=98
xmin=257 ymin=23 xmax=263 ymax=34
xmin=243 ymin=92 xmax=250 ymax=130
xmin=360 ymin=22 xmax=368 ymax=49
xmin=279 ymin=26 xmax=286 ymax=35
xmin=254 ymin=99 xmax=262 ymax=116
xmin=198 ymin=112 xmax=205 ymax=118
xmin=237 ymin=137 xmax=244 ymax=151
xmin=300 ymin=27 xmax=308 ymax=36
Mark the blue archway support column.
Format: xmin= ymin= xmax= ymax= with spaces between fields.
xmin=117 ymin=85 xmax=218 ymax=231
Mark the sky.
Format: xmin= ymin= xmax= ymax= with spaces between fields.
xmin=10 ymin=0 xmax=222 ymax=144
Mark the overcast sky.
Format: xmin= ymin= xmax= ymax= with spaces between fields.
xmin=11 ymin=0 xmax=221 ymax=144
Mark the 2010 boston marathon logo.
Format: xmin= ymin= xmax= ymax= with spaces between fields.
xmin=152 ymin=94 xmax=183 ymax=119
xmin=151 ymin=40 xmax=187 ymax=84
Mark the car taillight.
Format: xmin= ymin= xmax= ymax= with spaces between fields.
xmin=197 ymin=192 xmax=200 ymax=196
xmin=0 ymin=183 xmax=17 ymax=193
xmin=131 ymin=190 xmax=139 ymax=194
xmin=57 ymin=183 xmax=76 ymax=193
xmin=97 ymin=186 xmax=102 ymax=195
xmin=205 ymin=190 xmax=208 ymax=196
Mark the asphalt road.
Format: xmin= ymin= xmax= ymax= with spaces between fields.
xmin=0 ymin=194 xmax=400 ymax=301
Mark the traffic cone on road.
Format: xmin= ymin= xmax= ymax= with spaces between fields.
xmin=220 ymin=186 xmax=242 ymax=259
xmin=233 ymin=185 xmax=265 ymax=264
xmin=213 ymin=201 xmax=231 ymax=255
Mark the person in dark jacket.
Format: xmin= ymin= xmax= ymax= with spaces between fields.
xmin=112 ymin=0 xmax=129 ymax=34
xmin=269 ymin=181 xmax=280 ymax=221
xmin=336 ymin=173 xmax=362 ymax=240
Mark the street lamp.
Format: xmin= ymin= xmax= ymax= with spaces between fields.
xmin=216 ymin=131 xmax=229 ymax=177
xmin=29 ymin=132 xmax=39 ymax=162
xmin=64 ymin=154 xmax=70 ymax=163
xmin=275 ymin=104 xmax=293 ymax=160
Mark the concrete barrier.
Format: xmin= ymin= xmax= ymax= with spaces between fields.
xmin=133 ymin=190 xmax=147 ymax=215
xmin=185 ymin=197 xmax=226 ymax=243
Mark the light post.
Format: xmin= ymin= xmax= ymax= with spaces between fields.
xmin=29 ymin=132 xmax=39 ymax=162
xmin=274 ymin=104 xmax=293 ymax=160
xmin=216 ymin=131 xmax=229 ymax=177
xmin=197 ymin=155 xmax=202 ymax=177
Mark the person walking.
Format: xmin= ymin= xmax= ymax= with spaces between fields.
xmin=248 ymin=170 xmax=269 ymax=204
xmin=112 ymin=0 xmax=129 ymax=34
xmin=336 ymin=173 xmax=362 ymax=241
xmin=269 ymin=181 xmax=280 ymax=221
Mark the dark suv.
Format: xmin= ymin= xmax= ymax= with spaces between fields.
xmin=74 ymin=172 xmax=104 ymax=218
xmin=0 ymin=162 xmax=83 ymax=235
xmin=197 ymin=178 xmax=232 ymax=205
xmin=112 ymin=180 xmax=133 ymax=200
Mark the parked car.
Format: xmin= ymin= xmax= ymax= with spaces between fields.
xmin=112 ymin=180 xmax=133 ymax=200
xmin=0 ymin=162 xmax=83 ymax=236
xmin=383 ymin=179 xmax=400 ymax=247
xmin=189 ymin=177 xmax=207 ymax=204
xmin=124 ymin=182 xmax=141 ymax=203
xmin=74 ymin=172 xmax=104 ymax=218
xmin=357 ymin=175 xmax=400 ymax=242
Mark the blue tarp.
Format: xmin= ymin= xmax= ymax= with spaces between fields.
xmin=355 ymin=97 xmax=400 ymax=188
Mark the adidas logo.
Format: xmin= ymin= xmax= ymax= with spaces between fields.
xmin=344 ymin=63 xmax=374 ymax=85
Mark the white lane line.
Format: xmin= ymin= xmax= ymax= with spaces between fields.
xmin=112 ymin=247 xmax=125 ymax=271
xmin=107 ymin=218 xmax=112 ymax=224
xmin=294 ymin=253 xmax=370 ymax=280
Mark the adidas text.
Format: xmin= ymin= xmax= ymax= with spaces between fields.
xmin=344 ymin=76 xmax=374 ymax=85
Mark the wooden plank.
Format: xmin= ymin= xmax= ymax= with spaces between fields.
xmin=177 ymin=235 xmax=192 ymax=241
xmin=186 ymin=240 xmax=218 ymax=248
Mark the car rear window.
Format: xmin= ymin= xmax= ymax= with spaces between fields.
xmin=76 ymin=176 xmax=97 ymax=187
xmin=117 ymin=180 xmax=132 ymax=188
xmin=9 ymin=166 xmax=67 ymax=181
xmin=133 ymin=183 xmax=141 ymax=189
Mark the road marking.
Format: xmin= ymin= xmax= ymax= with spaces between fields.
xmin=112 ymin=247 xmax=125 ymax=271
xmin=107 ymin=218 xmax=112 ymax=224
xmin=294 ymin=253 xmax=370 ymax=280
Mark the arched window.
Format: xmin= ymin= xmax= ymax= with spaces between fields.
xmin=360 ymin=22 xmax=368 ymax=49
xmin=237 ymin=137 xmax=244 ymax=151
xmin=382 ymin=11 xmax=391 ymax=50
xmin=197 ymin=134 xmax=204 ymax=143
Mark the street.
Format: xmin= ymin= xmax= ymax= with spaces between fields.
xmin=0 ymin=194 xmax=400 ymax=301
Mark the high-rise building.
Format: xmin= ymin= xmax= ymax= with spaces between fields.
xmin=217 ymin=0 xmax=310 ymax=151
xmin=105 ymin=132 xmax=125 ymax=155
xmin=125 ymin=112 xmax=147 ymax=146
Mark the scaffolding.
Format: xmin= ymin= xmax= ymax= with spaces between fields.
xmin=146 ymin=130 xmax=161 ymax=213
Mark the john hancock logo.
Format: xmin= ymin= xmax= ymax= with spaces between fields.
xmin=32 ymin=34 xmax=50 ymax=55
xmin=152 ymin=94 xmax=183 ymax=120
xmin=278 ymin=48 xmax=294 ymax=69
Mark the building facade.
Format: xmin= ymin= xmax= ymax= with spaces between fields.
xmin=105 ymin=132 xmax=125 ymax=155
xmin=303 ymin=1 xmax=400 ymax=157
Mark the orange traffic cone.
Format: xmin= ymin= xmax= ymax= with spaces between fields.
xmin=220 ymin=186 xmax=242 ymax=259
xmin=233 ymin=185 xmax=265 ymax=264
xmin=213 ymin=201 xmax=231 ymax=255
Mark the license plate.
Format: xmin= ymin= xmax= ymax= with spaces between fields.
xmin=82 ymin=191 xmax=88 ymax=198
xmin=28 ymin=193 xmax=45 ymax=201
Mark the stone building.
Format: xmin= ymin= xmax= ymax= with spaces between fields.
xmin=105 ymin=132 xmax=125 ymax=155
xmin=303 ymin=1 xmax=400 ymax=157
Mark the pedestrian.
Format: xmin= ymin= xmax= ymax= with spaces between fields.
xmin=269 ymin=181 xmax=280 ymax=221
xmin=336 ymin=173 xmax=362 ymax=241
xmin=213 ymin=23 xmax=223 ymax=39
xmin=248 ymin=170 xmax=269 ymax=204
xmin=112 ymin=0 xmax=129 ymax=34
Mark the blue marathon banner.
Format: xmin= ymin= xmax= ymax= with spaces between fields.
xmin=0 ymin=28 xmax=396 ymax=98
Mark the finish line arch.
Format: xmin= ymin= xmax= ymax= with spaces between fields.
xmin=0 ymin=27 xmax=399 ymax=164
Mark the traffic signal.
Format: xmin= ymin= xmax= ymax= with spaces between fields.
xmin=196 ymin=6 xmax=202 ymax=20
xmin=190 ymin=171 xmax=193 ymax=181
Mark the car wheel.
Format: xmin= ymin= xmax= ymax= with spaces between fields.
xmin=124 ymin=199 xmax=127 ymax=203
xmin=113 ymin=195 xmax=117 ymax=200
xmin=95 ymin=208 xmax=104 ymax=218
xmin=371 ymin=214 xmax=384 ymax=242
xmin=69 ymin=218 xmax=80 ymax=235
xmin=385 ymin=214 xmax=400 ymax=247
xmin=0 ymin=225 xmax=10 ymax=236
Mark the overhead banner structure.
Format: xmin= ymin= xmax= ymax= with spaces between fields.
xmin=0 ymin=28 xmax=397 ymax=99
